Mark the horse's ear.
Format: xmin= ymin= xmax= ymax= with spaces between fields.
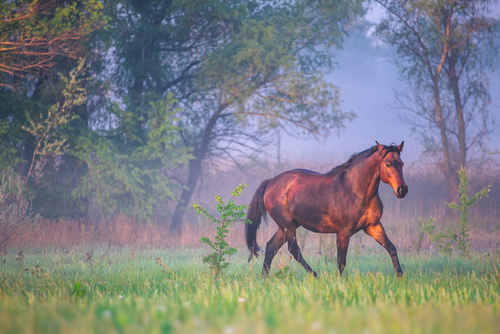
xmin=398 ymin=141 xmax=404 ymax=153
xmin=376 ymin=141 xmax=384 ymax=151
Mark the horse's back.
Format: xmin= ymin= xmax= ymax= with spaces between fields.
xmin=265 ymin=169 xmax=325 ymax=196
xmin=290 ymin=168 xmax=321 ymax=175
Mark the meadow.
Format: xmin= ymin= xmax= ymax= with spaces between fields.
xmin=0 ymin=246 xmax=499 ymax=334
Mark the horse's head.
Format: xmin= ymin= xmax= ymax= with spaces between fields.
xmin=376 ymin=141 xmax=408 ymax=199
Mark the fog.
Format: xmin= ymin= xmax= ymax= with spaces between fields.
xmin=281 ymin=7 xmax=500 ymax=166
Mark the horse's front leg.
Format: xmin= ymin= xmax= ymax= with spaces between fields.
xmin=363 ymin=222 xmax=403 ymax=277
xmin=336 ymin=233 xmax=351 ymax=276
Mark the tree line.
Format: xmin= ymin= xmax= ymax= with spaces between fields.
xmin=0 ymin=0 xmax=498 ymax=234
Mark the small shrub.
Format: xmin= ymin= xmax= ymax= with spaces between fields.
xmin=194 ymin=183 xmax=249 ymax=276
xmin=73 ymin=282 xmax=86 ymax=297
xmin=422 ymin=167 xmax=490 ymax=256
xmin=420 ymin=217 xmax=455 ymax=255
xmin=274 ymin=265 xmax=292 ymax=278
xmin=447 ymin=167 xmax=490 ymax=256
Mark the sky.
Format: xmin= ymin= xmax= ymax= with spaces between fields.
xmin=279 ymin=4 xmax=500 ymax=167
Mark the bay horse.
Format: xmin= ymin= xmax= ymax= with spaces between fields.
xmin=245 ymin=141 xmax=408 ymax=277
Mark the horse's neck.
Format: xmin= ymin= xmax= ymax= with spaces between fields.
xmin=347 ymin=154 xmax=381 ymax=199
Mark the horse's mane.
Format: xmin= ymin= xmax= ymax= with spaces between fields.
xmin=324 ymin=144 xmax=400 ymax=178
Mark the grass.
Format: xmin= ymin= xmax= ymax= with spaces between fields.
xmin=0 ymin=246 xmax=499 ymax=333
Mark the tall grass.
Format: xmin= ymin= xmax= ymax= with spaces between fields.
xmin=1 ymin=247 xmax=499 ymax=333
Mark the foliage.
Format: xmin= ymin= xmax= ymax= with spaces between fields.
xmin=0 ymin=117 xmax=23 ymax=172
xmin=72 ymin=94 xmax=191 ymax=220
xmin=0 ymin=173 xmax=39 ymax=254
xmin=421 ymin=168 xmax=490 ymax=256
xmin=0 ymin=0 xmax=107 ymax=91
xmin=420 ymin=217 xmax=455 ymax=255
xmin=0 ymin=0 xmax=107 ymax=217
xmin=194 ymin=184 xmax=249 ymax=276
xmin=73 ymin=281 xmax=86 ymax=297
xmin=447 ymin=167 xmax=490 ymax=255
xmin=22 ymin=59 xmax=87 ymax=183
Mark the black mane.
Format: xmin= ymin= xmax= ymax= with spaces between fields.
xmin=324 ymin=144 xmax=400 ymax=178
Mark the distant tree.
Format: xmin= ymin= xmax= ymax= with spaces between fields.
xmin=376 ymin=0 xmax=498 ymax=198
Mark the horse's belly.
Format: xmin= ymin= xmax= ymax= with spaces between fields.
xmin=296 ymin=215 xmax=340 ymax=233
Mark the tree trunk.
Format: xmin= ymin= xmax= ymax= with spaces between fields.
xmin=447 ymin=53 xmax=467 ymax=169
xmin=170 ymin=154 xmax=202 ymax=234
xmin=432 ymin=79 xmax=459 ymax=200
xmin=169 ymin=103 xmax=228 ymax=235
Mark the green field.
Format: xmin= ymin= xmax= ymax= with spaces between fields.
xmin=0 ymin=247 xmax=499 ymax=334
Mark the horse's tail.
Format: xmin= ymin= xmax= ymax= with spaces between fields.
xmin=246 ymin=179 xmax=271 ymax=261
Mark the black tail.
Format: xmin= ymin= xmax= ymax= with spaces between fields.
xmin=246 ymin=179 xmax=271 ymax=261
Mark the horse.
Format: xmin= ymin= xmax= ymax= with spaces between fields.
xmin=245 ymin=141 xmax=408 ymax=277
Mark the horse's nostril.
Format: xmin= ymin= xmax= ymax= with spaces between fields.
xmin=397 ymin=186 xmax=408 ymax=197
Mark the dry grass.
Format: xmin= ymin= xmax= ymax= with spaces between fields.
xmin=9 ymin=214 xmax=500 ymax=256
xmin=8 ymin=160 xmax=500 ymax=253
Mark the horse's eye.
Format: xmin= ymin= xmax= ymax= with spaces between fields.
xmin=385 ymin=163 xmax=391 ymax=167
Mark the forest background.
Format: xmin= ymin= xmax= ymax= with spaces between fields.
xmin=1 ymin=0 xmax=499 ymax=253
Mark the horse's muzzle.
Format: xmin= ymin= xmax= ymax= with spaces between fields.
xmin=396 ymin=185 xmax=408 ymax=198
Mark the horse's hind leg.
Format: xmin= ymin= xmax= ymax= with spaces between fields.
xmin=285 ymin=228 xmax=317 ymax=277
xmin=263 ymin=228 xmax=286 ymax=276
xmin=364 ymin=222 xmax=403 ymax=277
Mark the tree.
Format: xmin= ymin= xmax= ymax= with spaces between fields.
xmin=0 ymin=1 xmax=107 ymax=217
xmin=22 ymin=60 xmax=86 ymax=183
xmin=375 ymin=0 xmax=498 ymax=198
xmin=91 ymin=0 xmax=239 ymax=220
xmin=103 ymin=0 xmax=363 ymax=233
xmin=170 ymin=0 xmax=362 ymax=232
xmin=0 ymin=0 xmax=106 ymax=91
xmin=71 ymin=94 xmax=192 ymax=221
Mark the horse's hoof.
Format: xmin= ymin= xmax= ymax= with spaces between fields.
xmin=396 ymin=271 xmax=404 ymax=278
